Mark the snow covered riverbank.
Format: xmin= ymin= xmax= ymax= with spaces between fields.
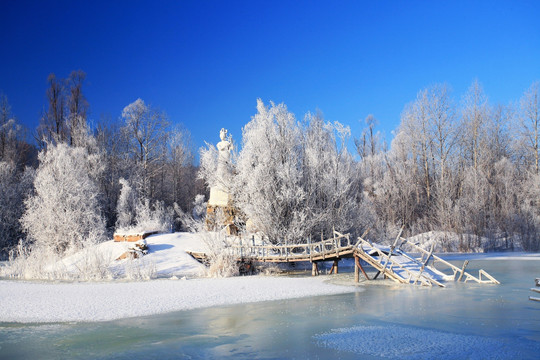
xmin=0 ymin=276 xmax=357 ymax=323
xmin=1 ymin=231 xmax=359 ymax=323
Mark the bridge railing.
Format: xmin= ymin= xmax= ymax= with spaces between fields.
xmin=227 ymin=230 xmax=352 ymax=261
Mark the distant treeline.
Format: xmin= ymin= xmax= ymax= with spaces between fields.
xmin=1 ymin=73 xmax=539 ymax=258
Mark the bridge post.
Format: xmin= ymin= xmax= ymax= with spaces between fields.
xmin=355 ymin=255 xmax=370 ymax=282
xmin=311 ymin=262 xmax=319 ymax=276
xmin=329 ymin=259 xmax=339 ymax=274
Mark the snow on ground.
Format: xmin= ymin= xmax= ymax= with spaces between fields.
xmin=60 ymin=232 xmax=208 ymax=278
xmin=0 ymin=232 xmax=358 ymax=323
xmin=313 ymin=324 xmax=537 ymax=359
xmin=129 ymin=232 xmax=207 ymax=277
xmin=0 ymin=276 xmax=357 ymax=323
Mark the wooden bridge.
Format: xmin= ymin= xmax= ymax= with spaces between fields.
xmin=188 ymin=230 xmax=500 ymax=287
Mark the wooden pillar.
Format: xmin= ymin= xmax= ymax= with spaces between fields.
xmin=457 ymin=260 xmax=469 ymax=282
xmin=312 ymin=262 xmax=319 ymax=276
xmin=355 ymin=255 xmax=370 ymax=281
xmin=329 ymin=259 xmax=339 ymax=274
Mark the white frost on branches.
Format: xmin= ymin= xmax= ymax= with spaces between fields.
xmin=234 ymin=99 xmax=307 ymax=244
xmin=21 ymin=143 xmax=106 ymax=255
xmin=115 ymin=177 xmax=174 ymax=234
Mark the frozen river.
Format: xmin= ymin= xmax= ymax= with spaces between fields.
xmin=1 ymin=256 xmax=539 ymax=359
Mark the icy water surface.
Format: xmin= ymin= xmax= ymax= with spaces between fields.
xmin=1 ymin=257 xmax=539 ymax=359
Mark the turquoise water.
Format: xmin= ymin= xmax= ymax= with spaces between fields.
xmin=1 ymin=257 xmax=539 ymax=359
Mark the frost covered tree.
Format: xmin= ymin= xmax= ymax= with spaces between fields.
xmin=519 ymin=172 xmax=540 ymax=251
xmin=121 ymin=98 xmax=169 ymax=199
xmin=37 ymin=73 xmax=67 ymax=145
xmin=355 ymin=114 xmax=383 ymax=160
xmin=460 ymin=80 xmax=491 ymax=173
xmin=234 ymin=99 xmax=307 ymax=244
xmin=21 ymin=143 xmax=106 ymax=254
xmin=303 ymin=112 xmax=360 ymax=236
xmin=400 ymin=88 xmax=434 ymax=204
xmin=37 ymin=71 xmax=90 ymax=148
xmin=231 ymin=100 xmax=363 ymax=243
xmin=66 ymin=70 xmax=90 ymax=147
xmin=0 ymin=93 xmax=34 ymax=167
xmin=199 ymin=140 xmax=219 ymax=189
xmin=0 ymin=162 xmax=34 ymax=257
xmin=519 ymin=81 xmax=540 ymax=174
xmin=162 ymin=125 xmax=198 ymax=212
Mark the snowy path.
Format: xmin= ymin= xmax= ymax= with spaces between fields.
xmin=0 ymin=276 xmax=356 ymax=323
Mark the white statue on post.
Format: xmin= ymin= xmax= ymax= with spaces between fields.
xmin=208 ymin=128 xmax=233 ymax=207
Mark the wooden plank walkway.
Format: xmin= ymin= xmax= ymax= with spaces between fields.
xmin=188 ymin=231 xmax=500 ymax=287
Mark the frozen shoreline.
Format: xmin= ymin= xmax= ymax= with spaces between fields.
xmin=1 ymin=231 xmax=538 ymax=324
xmin=0 ymin=275 xmax=357 ymax=323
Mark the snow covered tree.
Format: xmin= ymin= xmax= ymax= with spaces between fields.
xmin=37 ymin=71 xmax=90 ymax=148
xmin=234 ymin=99 xmax=307 ymax=244
xmin=355 ymin=114 xmax=384 ymax=160
xmin=121 ymin=98 xmax=169 ymax=199
xmin=199 ymin=140 xmax=219 ymax=189
xmin=66 ymin=70 xmax=89 ymax=147
xmin=37 ymin=73 xmax=68 ymax=145
xmin=162 ymin=124 xmax=198 ymax=212
xmin=21 ymin=143 xmax=106 ymax=254
xmin=303 ymin=113 xmax=360 ymax=236
xmin=0 ymin=93 xmax=34 ymax=167
xmin=518 ymin=81 xmax=540 ymax=174
xmin=460 ymin=80 xmax=491 ymax=173
xmin=0 ymin=162 xmax=34 ymax=257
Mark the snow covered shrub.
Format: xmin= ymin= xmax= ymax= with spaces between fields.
xmin=116 ymin=177 xmax=137 ymax=230
xmin=122 ymin=257 xmax=156 ymax=280
xmin=192 ymin=194 xmax=207 ymax=221
xmin=67 ymin=232 xmax=115 ymax=280
xmin=114 ymin=177 xmax=174 ymax=234
xmin=174 ymin=196 xmax=206 ymax=232
xmin=201 ymin=232 xmax=239 ymax=278
xmin=21 ymin=143 xmax=106 ymax=255
xmin=134 ymin=198 xmax=173 ymax=233
xmin=3 ymin=241 xmax=54 ymax=279
xmin=1 ymin=232 xmax=116 ymax=281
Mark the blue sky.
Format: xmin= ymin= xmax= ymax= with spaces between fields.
xmin=1 ymin=0 xmax=539 ymax=153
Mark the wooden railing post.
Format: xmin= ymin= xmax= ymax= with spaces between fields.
xmin=457 ymin=260 xmax=469 ymax=282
